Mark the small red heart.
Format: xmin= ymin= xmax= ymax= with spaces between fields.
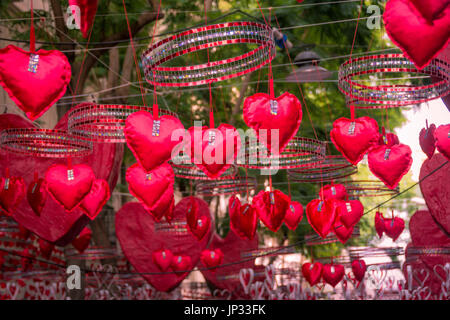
xmin=0 ymin=45 xmax=71 ymax=121
xmin=45 ymin=163 xmax=95 ymax=212
xmin=243 ymin=92 xmax=302 ymax=154
xmin=383 ymin=216 xmax=405 ymax=241
xmin=330 ymin=116 xmax=380 ymax=165
xmin=375 ymin=211 xmax=385 ymax=238
xmin=126 ymin=162 xmax=174 ymax=221
xmin=333 ymin=216 xmax=354 ymax=244
xmin=171 ymin=255 xmax=192 ymax=273
xmin=152 ymin=249 xmax=174 ymax=272
xmin=383 ymin=0 xmax=450 ymax=69
xmin=322 ymin=264 xmax=345 ymax=287
xmin=283 ymin=201 xmax=303 ymax=230
xmin=200 ymin=249 xmax=224 ymax=271
xmin=229 ymin=196 xmax=258 ymax=240
xmin=419 ymin=124 xmax=437 ymax=159
xmin=302 ymin=262 xmax=323 ymax=287
xmin=252 ymin=190 xmax=290 ymax=232
xmin=79 ymin=179 xmax=110 ymax=220
xmin=306 ymin=199 xmax=338 ymax=238
xmin=187 ymin=124 xmax=241 ymax=179
xmin=186 ymin=197 xmax=199 ymax=232
xmin=336 ymin=199 xmax=364 ymax=228
xmin=38 ymin=238 xmax=54 ymax=260
xmin=0 ymin=174 xmax=26 ymax=215
xmin=69 ymin=0 xmax=99 ymax=38
xmin=27 ymin=177 xmax=47 ymax=216
xmin=188 ymin=215 xmax=211 ymax=241
xmin=71 ymin=227 xmax=92 ymax=254
xmin=351 ymin=259 xmax=367 ymax=283
xmin=319 ymin=183 xmax=347 ymax=201
xmin=368 ymin=143 xmax=413 ymax=189
xmin=124 ymin=111 xmax=185 ymax=172
xmin=379 ymin=132 xmax=400 ymax=147
xmin=434 ymin=124 xmax=450 ymax=160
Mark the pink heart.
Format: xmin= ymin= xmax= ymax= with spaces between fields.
xmin=252 ymin=190 xmax=290 ymax=232
xmin=0 ymin=45 xmax=71 ymax=121
xmin=79 ymin=179 xmax=110 ymax=220
xmin=419 ymin=123 xmax=437 ymax=159
xmin=434 ymin=124 xmax=450 ymax=160
xmin=69 ymin=0 xmax=98 ymax=38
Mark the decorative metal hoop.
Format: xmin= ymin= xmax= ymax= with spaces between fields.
xmin=338 ymin=180 xmax=400 ymax=198
xmin=195 ymin=175 xmax=257 ymax=196
xmin=141 ymin=21 xmax=276 ymax=87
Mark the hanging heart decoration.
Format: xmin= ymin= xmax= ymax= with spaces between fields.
xmin=302 ymin=262 xmax=323 ymax=287
xmin=170 ymin=255 xmax=192 ymax=273
xmin=336 ymin=199 xmax=364 ymax=228
xmin=283 ymin=201 xmax=304 ymax=230
xmin=434 ymin=124 xmax=450 ymax=160
xmin=419 ymin=123 xmax=436 ymax=159
xmin=319 ymin=183 xmax=347 ymax=201
xmin=333 ymin=216 xmax=354 ymax=244
xmin=228 ymin=196 xmax=258 ymax=240
xmin=71 ymin=227 xmax=92 ymax=254
xmin=243 ymin=92 xmax=302 ymax=154
xmin=152 ymin=249 xmax=174 ymax=272
xmin=200 ymin=249 xmax=224 ymax=271
xmin=188 ymin=215 xmax=211 ymax=242
xmin=68 ymin=0 xmax=99 ymax=38
xmin=375 ymin=211 xmax=385 ymax=238
xmin=26 ymin=176 xmax=47 ymax=216
xmin=79 ymin=179 xmax=110 ymax=220
xmin=322 ymin=263 xmax=345 ymax=287
xmin=379 ymin=132 xmax=400 ymax=147
xmin=383 ymin=214 xmax=405 ymax=241
xmin=306 ymin=199 xmax=338 ymax=238
xmin=0 ymin=172 xmax=26 ymax=216
xmin=252 ymin=190 xmax=290 ymax=232
xmin=351 ymin=259 xmax=367 ymax=283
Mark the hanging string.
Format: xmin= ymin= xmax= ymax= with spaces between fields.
xmin=30 ymin=0 xmax=35 ymax=52
xmin=204 ymin=1 xmax=215 ymax=129
xmin=150 ymin=0 xmax=162 ymax=112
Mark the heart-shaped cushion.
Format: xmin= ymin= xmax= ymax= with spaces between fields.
xmin=379 ymin=132 xmax=400 ymax=147
xmin=170 ymin=255 xmax=192 ymax=273
xmin=330 ymin=116 xmax=380 ymax=165
xmin=115 ymin=198 xmax=213 ymax=292
xmin=322 ymin=264 xmax=345 ymax=287
xmin=284 ymin=201 xmax=304 ymax=230
xmin=69 ymin=0 xmax=99 ymax=38
xmin=0 ymin=45 xmax=71 ymax=121
xmin=0 ymin=175 xmax=26 ymax=215
xmin=243 ymin=92 xmax=302 ymax=154
xmin=302 ymin=262 xmax=323 ymax=287
xmin=187 ymin=124 xmax=241 ymax=179
xmin=71 ymin=227 xmax=92 ymax=254
xmin=228 ymin=196 xmax=258 ymax=240
xmin=419 ymin=153 xmax=450 ymax=234
xmin=124 ymin=111 xmax=185 ymax=173
xmin=383 ymin=215 xmax=405 ymax=241
xmin=79 ymin=179 xmax=110 ymax=220
xmin=375 ymin=211 xmax=385 ymax=238
xmin=368 ymin=143 xmax=413 ymax=189
xmin=26 ymin=177 xmax=47 ymax=216
xmin=152 ymin=249 xmax=174 ymax=272
xmin=383 ymin=0 xmax=450 ymax=69
xmin=351 ymin=259 xmax=367 ymax=283
xmin=419 ymin=124 xmax=437 ymax=159
xmin=434 ymin=124 xmax=450 ymax=160
xmin=333 ymin=216 xmax=354 ymax=244
xmin=319 ymin=184 xmax=347 ymax=201
xmin=336 ymin=199 xmax=364 ymax=228
xmin=252 ymin=190 xmax=290 ymax=232
xmin=306 ymin=199 xmax=338 ymax=238
xmin=410 ymin=0 xmax=450 ymax=21
xmin=188 ymin=214 xmax=211 ymax=241
xmin=200 ymin=249 xmax=224 ymax=271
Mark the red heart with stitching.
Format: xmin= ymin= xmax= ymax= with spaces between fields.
xmin=319 ymin=183 xmax=347 ymax=201
xmin=45 ymin=163 xmax=95 ymax=212
xmin=124 ymin=111 xmax=185 ymax=172
xmin=115 ymin=197 xmax=212 ymax=292
xmin=0 ymin=175 xmax=26 ymax=216
xmin=302 ymin=262 xmax=323 ymax=287
xmin=383 ymin=215 xmax=405 ymax=241
xmin=375 ymin=211 xmax=385 ymax=238
xmin=229 ymin=195 xmax=258 ymax=240
xmin=434 ymin=124 xmax=450 ymax=160
xmin=200 ymin=249 xmax=224 ymax=271
xmin=419 ymin=124 xmax=436 ymax=159
xmin=26 ymin=177 xmax=47 ymax=217
xmin=152 ymin=249 xmax=174 ymax=272
xmin=126 ymin=162 xmax=174 ymax=221
xmin=284 ymin=201 xmax=303 ymax=230
xmin=252 ymin=190 xmax=290 ymax=232
xmin=336 ymin=199 xmax=364 ymax=228
xmin=368 ymin=143 xmax=413 ymax=189
xmin=71 ymin=227 xmax=92 ymax=254
xmin=419 ymin=153 xmax=450 ymax=234
xmin=243 ymin=92 xmax=302 ymax=154
xmin=306 ymin=199 xmax=338 ymax=238
xmin=69 ymin=0 xmax=99 ymax=38
xmin=351 ymin=259 xmax=367 ymax=283
xmin=322 ymin=264 xmax=345 ymax=287
xmin=187 ymin=124 xmax=241 ymax=179
xmin=333 ymin=216 xmax=354 ymax=244
xmin=79 ymin=179 xmax=110 ymax=220
xmin=330 ymin=117 xmax=380 ymax=165
xmin=0 ymin=45 xmax=71 ymax=121
xmin=383 ymin=0 xmax=450 ymax=69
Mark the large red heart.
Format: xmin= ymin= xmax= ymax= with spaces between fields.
xmin=351 ymin=259 xmax=367 ymax=283
xmin=187 ymin=124 xmax=241 ymax=179
xmin=383 ymin=0 xmax=450 ymax=69
xmin=0 ymin=113 xmax=123 ymax=245
xmin=79 ymin=179 xmax=110 ymax=220
xmin=0 ymin=46 xmax=71 ymax=121
xmin=124 ymin=111 xmax=184 ymax=172
xmin=319 ymin=183 xmax=347 ymax=201
xmin=228 ymin=196 xmax=258 ymax=240
xmin=252 ymin=190 xmax=290 ymax=232
xmin=126 ymin=162 xmax=174 ymax=221
xmin=434 ymin=124 xmax=450 ymax=160
xmin=322 ymin=263 xmax=345 ymax=287
xmin=419 ymin=153 xmax=450 ymax=234
xmin=45 ymin=163 xmax=95 ymax=212
xmin=0 ymin=174 xmax=26 ymax=215
xmin=284 ymin=201 xmax=304 ymax=230
xmin=26 ymin=176 xmax=47 ymax=216
xmin=419 ymin=124 xmax=437 ymax=159
xmin=200 ymin=249 xmax=224 ymax=271
xmin=243 ymin=92 xmax=302 ymax=155
xmin=306 ymin=199 xmax=338 ymax=238
xmin=330 ymin=117 xmax=380 ymax=165
xmin=69 ymin=0 xmax=99 ymax=38
xmin=115 ymin=197 xmax=213 ymax=292
xmin=333 ymin=216 xmax=354 ymax=244
xmin=368 ymin=143 xmax=413 ymax=189
xmin=336 ymin=199 xmax=364 ymax=228
xmin=302 ymin=262 xmax=323 ymax=287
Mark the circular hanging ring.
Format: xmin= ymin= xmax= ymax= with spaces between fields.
xmin=0 ymin=128 xmax=92 ymax=158
xmin=195 ymin=175 xmax=257 ymax=196
xmin=67 ymin=102 xmax=177 ymax=143
xmin=287 ymin=155 xmax=357 ymax=183
xmin=338 ymin=180 xmax=400 ymax=198
xmin=338 ymin=54 xmax=450 ymax=107
xmin=237 ymin=136 xmax=326 ymax=170
xmin=141 ymin=21 xmax=276 ymax=87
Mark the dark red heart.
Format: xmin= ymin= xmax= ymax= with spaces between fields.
xmin=333 ymin=216 xmax=354 ymax=244
xmin=188 ymin=214 xmax=211 ymax=241
xmin=243 ymin=92 xmax=302 ymax=154
xmin=152 ymin=249 xmax=174 ymax=272
xmin=375 ymin=211 xmax=385 ymax=238
xmin=126 ymin=162 xmax=174 ymax=221
xmin=26 ymin=176 xmax=47 ymax=216
xmin=0 ymin=173 xmax=26 ymax=216
xmin=186 ymin=196 xmax=199 ymax=231
xmin=0 ymin=45 xmax=71 ymax=121
xmin=330 ymin=116 xmax=380 ymax=165
xmin=336 ymin=199 xmax=364 ymax=228
xmin=229 ymin=196 xmax=258 ymax=240
xmin=351 ymin=259 xmax=367 ymax=283
xmin=368 ymin=143 xmax=413 ymax=189
xmin=383 ymin=215 xmax=405 ymax=241
xmin=302 ymin=262 xmax=323 ymax=287
xmin=79 ymin=179 xmax=110 ymax=220
xmin=38 ymin=238 xmax=54 ymax=260
xmin=284 ymin=201 xmax=303 ymax=230
xmin=171 ymin=255 xmax=192 ymax=273
xmin=434 ymin=124 xmax=450 ymax=160
xmin=252 ymin=190 xmax=290 ymax=232
xmin=124 ymin=111 xmax=185 ymax=172
xmin=322 ymin=263 xmax=345 ymax=287
xmin=419 ymin=124 xmax=436 ymax=159
xmin=379 ymin=132 xmax=400 ymax=147
xmin=200 ymin=249 xmax=224 ymax=271
xmin=69 ymin=0 xmax=99 ymax=38
xmin=71 ymin=227 xmax=92 ymax=254
xmin=306 ymin=199 xmax=338 ymax=238
xmin=319 ymin=183 xmax=347 ymax=201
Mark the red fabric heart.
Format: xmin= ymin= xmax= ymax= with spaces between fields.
xmin=419 ymin=124 xmax=437 ymax=159
xmin=186 ymin=196 xmax=199 ymax=231
xmin=410 ymin=0 xmax=450 ymax=21
xmin=330 ymin=116 xmax=380 ymax=165
xmin=243 ymin=92 xmax=302 ymax=154
xmin=375 ymin=211 xmax=385 ymax=238
xmin=188 ymin=215 xmax=211 ymax=241
xmin=434 ymin=124 xmax=450 ymax=160
xmin=383 ymin=215 xmax=405 ymax=241
xmin=368 ymin=143 xmax=413 ymax=189
xmin=115 ymin=197 xmax=212 ymax=292
xmin=171 ymin=255 xmax=192 ymax=273
xmin=71 ymin=227 xmax=92 ymax=254
xmin=79 ymin=179 xmax=110 ymax=220
xmin=152 ymin=249 xmax=174 ymax=272
xmin=322 ymin=263 xmax=345 ymax=287
xmin=229 ymin=196 xmax=258 ymax=240
xmin=252 ymin=190 xmax=290 ymax=232
xmin=0 ymin=174 xmax=26 ymax=216
xmin=302 ymin=262 xmax=323 ymax=287
xmin=38 ymin=238 xmax=54 ymax=260
xmin=45 ymin=163 xmax=95 ymax=212
xmin=336 ymin=199 xmax=364 ymax=228
xmin=306 ymin=199 xmax=338 ymax=238
xmin=333 ymin=216 xmax=354 ymax=244
xmin=200 ymin=249 xmax=224 ymax=271
xmin=419 ymin=153 xmax=450 ymax=234
xmin=319 ymin=183 xmax=347 ymax=201
xmin=383 ymin=0 xmax=450 ymax=69
xmin=0 ymin=46 xmax=71 ymax=121
xmin=284 ymin=201 xmax=303 ymax=230
xmin=27 ymin=177 xmax=47 ymax=216
xmin=126 ymin=162 xmax=174 ymax=221
xmin=187 ymin=124 xmax=241 ymax=179
xmin=379 ymin=132 xmax=400 ymax=147
xmin=125 ymin=111 xmax=185 ymax=172
xmin=69 ymin=0 xmax=98 ymax=38
xmin=351 ymin=259 xmax=367 ymax=283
